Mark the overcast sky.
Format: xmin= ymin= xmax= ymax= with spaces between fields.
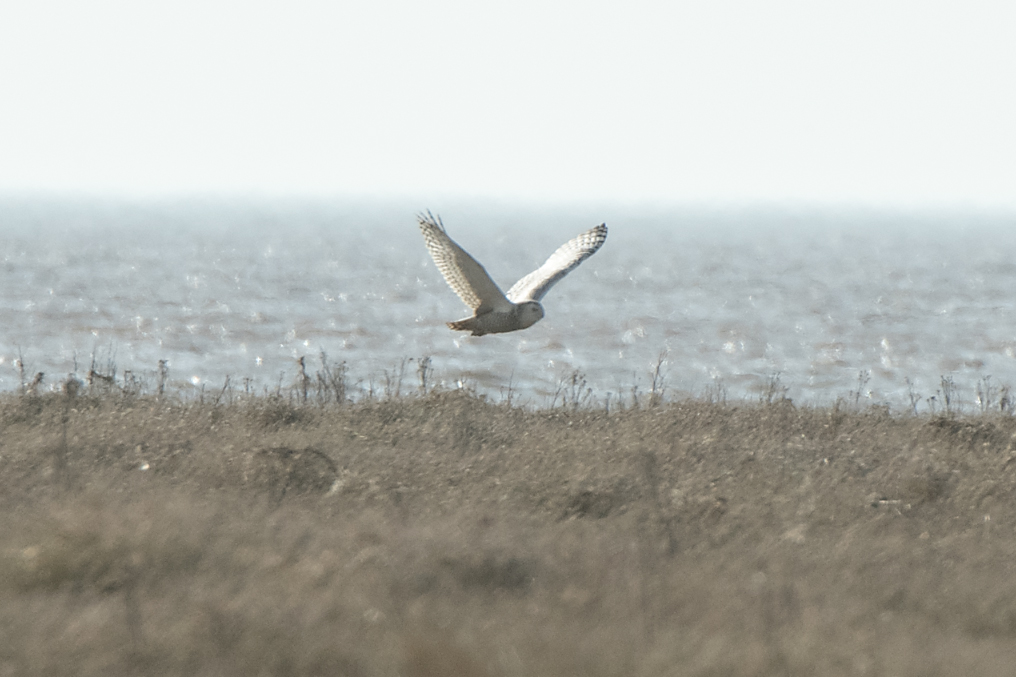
xmin=1 ymin=1 xmax=1014 ymax=208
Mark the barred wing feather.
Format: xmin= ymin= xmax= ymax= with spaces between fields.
xmin=506 ymin=224 xmax=608 ymax=303
xmin=417 ymin=212 xmax=512 ymax=314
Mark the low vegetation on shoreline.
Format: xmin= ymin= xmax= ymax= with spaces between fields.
xmin=3 ymin=359 xmax=1016 ymax=676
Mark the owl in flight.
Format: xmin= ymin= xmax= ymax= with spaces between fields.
xmin=418 ymin=212 xmax=608 ymax=336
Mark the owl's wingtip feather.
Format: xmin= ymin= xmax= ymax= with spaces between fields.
xmin=416 ymin=210 xmax=445 ymax=231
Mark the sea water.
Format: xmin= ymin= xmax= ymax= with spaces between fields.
xmin=2 ymin=198 xmax=1015 ymax=411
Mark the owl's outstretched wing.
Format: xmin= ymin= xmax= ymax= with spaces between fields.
xmin=418 ymin=212 xmax=512 ymax=313
xmin=506 ymin=224 xmax=607 ymax=303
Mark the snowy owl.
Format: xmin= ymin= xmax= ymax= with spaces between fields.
xmin=417 ymin=212 xmax=608 ymax=336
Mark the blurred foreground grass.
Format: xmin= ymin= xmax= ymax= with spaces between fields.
xmin=3 ymin=383 xmax=1016 ymax=676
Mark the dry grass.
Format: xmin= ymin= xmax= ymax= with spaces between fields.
xmin=3 ymin=385 xmax=1016 ymax=676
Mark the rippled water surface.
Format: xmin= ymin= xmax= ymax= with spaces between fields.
xmin=2 ymin=199 xmax=1015 ymax=409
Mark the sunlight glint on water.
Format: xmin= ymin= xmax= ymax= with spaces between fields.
xmin=1 ymin=201 xmax=1015 ymax=409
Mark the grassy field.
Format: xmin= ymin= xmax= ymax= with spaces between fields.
xmin=3 ymin=374 xmax=1016 ymax=676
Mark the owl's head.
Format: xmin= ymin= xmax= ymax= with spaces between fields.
xmin=516 ymin=301 xmax=545 ymax=329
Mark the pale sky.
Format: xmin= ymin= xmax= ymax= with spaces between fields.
xmin=1 ymin=1 xmax=1014 ymax=207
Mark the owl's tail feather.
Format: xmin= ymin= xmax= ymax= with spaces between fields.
xmin=447 ymin=317 xmax=485 ymax=336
